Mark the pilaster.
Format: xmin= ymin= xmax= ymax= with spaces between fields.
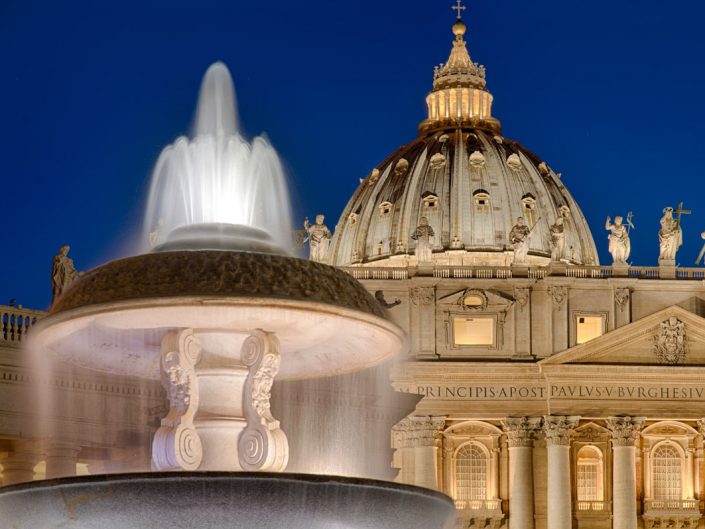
xmin=409 ymin=287 xmax=436 ymax=359
xmin=549 ymin=286 xmax=568 ymax=354
xmin=392 ymin=415 xmax=446 ymax=490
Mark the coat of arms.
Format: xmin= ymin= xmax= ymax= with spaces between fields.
xmin=653 ymin=317 xmax=687 ymax=364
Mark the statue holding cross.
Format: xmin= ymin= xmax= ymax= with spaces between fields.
xmin=659 ymin=203 xmax=690 ymax=263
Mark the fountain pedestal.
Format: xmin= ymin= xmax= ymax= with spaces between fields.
xmin=153 ymin=328 xmax=287 ymax=471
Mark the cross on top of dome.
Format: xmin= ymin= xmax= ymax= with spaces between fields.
xmin=452 ymin=0 xmax=466 ymax=19
xmin=432 ymin=2 xmax=486 ymax=92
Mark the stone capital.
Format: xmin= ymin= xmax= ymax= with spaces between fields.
xmin=543 ymin=415 xmax=580 ymax=446
xmin=606 ymin=416 xmax=645 ymax=447
xmin=502 ymin=416 xmax=542 ymax=448
xmin=392 ymin=416 xmax=446 ymax=449
xmin=410 ymin=287 xmax=435 ymax=307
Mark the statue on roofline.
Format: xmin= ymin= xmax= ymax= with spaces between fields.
xmin=411 ymin=217 xmax=435 ymax=263
xmin=549 ymin=217 xmax=566 ymax=262
xmin=51 ymin=245 xmax=81 ymax=304
xmin=509 ymin=217 xmax=532 ymax=265
xmin=304 ymin=214 xmax=332 ymax=263
xmin=658 ymin=207 xmax=682 ymax=262
xmin=605 ymin=215 xmax=631 ymax=265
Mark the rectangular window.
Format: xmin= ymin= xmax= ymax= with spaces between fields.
xmin=576 ymin=315 xmax=604 ymax=344
xmin=453 ymin=316 xmax=494 ymax=346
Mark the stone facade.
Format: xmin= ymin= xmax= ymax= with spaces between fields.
xmin=341 ymin=266 xmax=705 ymax=529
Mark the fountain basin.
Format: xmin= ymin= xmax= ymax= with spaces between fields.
xmin=152 ymin=223 xmax=288 ymax=254
xmin=0 ymin=472 xmax=456 ymax=529
xmin=35 ymin=250 xmax=403 ymax=380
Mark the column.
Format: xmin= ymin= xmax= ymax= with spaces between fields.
xmin=607 ymin=416 xmax=645 ymax=529
xmin=391 ymin=416 xmax=446 ymax=490
xmin=502 ymin=417 xmax=542 ymax=529
xmin=44 ymin=441 xmax=80 ymax=479
xmin=2 ymin=441 xmax=40 ymax=486
xmin=544 ymin=416 xmax=579 ymax=529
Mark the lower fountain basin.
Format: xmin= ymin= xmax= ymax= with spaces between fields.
xmin=0 ymin=472 xmax=456 ymax=529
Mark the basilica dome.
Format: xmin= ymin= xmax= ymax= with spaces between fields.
xmin=328 ymin=17 xmax=598 ymax=268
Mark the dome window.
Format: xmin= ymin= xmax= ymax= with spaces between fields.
xmin=521 ymin=194 xmax=537 ymax=226
xmin=348 ymin=212 xmax=359 ymax=225
xmin=394 ymin=159 xmax=409 ymax=176
xmin=559 ymin=205 xmax=571 ymax=218
xmin=422 ymin=192 xmax=439 ymax=210
xmin=473 ymin=189 xmax=490 ymax=210
xmin=378 ymin=201 xmax=393 ymax=217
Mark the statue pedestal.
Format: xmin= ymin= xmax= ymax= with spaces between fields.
xmin=152 ymin=329 xmax=288 ymax=472
xmin=417 ymin=263 xmax=434 ymax=276
xmin=611 ymin=263 xmax=630 ymax=277
xmin=549 ymin=262 xmax=568 ymax=276
xmin=511 ymin=265 xmax=529 ymax=278
xmin=658 ymin=260 xmax=677 ymax=279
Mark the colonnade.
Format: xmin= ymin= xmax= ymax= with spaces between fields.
xmin=501 ymin=415 xmax=644 ymax=529
xmin=393 ymin=415 xmax=649 ymax=529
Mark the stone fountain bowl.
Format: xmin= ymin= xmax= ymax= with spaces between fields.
xmin=31 ymin=251 xmax=406 ymax=379
xmin=0 ymin=472 xmax=456 ymax=529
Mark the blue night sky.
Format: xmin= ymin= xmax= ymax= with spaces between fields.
xmin=2 ymin=0 xmax=705 ymax=310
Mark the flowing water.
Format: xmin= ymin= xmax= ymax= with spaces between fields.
xmin=142 ymin=62 xmax=293 ymax=254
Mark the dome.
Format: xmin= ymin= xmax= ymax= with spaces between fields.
xmin=328 ymin=15 xmax=598 ymax=268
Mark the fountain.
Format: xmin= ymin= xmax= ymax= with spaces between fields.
xmin=0 ymin=63 xmax=454 ymax=528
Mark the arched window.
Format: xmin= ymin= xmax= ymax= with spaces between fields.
xmin=455 ymin=444 xmax=488 ymax=503
xmin=577 ymin=446 xmax=604 ymax=501
xmin=652 ymin=444 xmax=682 ymax=500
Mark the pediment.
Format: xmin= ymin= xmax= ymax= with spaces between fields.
xmin=541 ymin=305 xmax=705 ymax=366
xmin=574 ymin=422 xmax=610 ymax=441
xmin=438 ymin=289 xmax=514 ymax=312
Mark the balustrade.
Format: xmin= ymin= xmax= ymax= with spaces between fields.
xmin=576 ymin=501 xmax=608 ymax=512
xmin=644 ymin=499 xmax=699 ymax=511
xmin=341 ymin=264 xmax=705 ymax=282
xmin=454 ymin=499 xmax=501 ymax=511
xmin=1 ymin=306 xmax=44 ymax=346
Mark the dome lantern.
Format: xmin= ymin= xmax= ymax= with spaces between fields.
xmin=421 ymin=4 xmax=501 ymax=135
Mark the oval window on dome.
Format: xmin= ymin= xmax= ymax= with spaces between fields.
xmin=378 ymin=201 xmax=393 ymax=217
xmin=473 ymin=189 xmax=490 ymax=210
xmin=422 ymin=191 xmax=439 ymax=210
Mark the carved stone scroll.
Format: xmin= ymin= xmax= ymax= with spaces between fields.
xmin=238 ymin=330 xmax=289 ymax=471
xmin=152 ymin=329 xmax=203 ymax=471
